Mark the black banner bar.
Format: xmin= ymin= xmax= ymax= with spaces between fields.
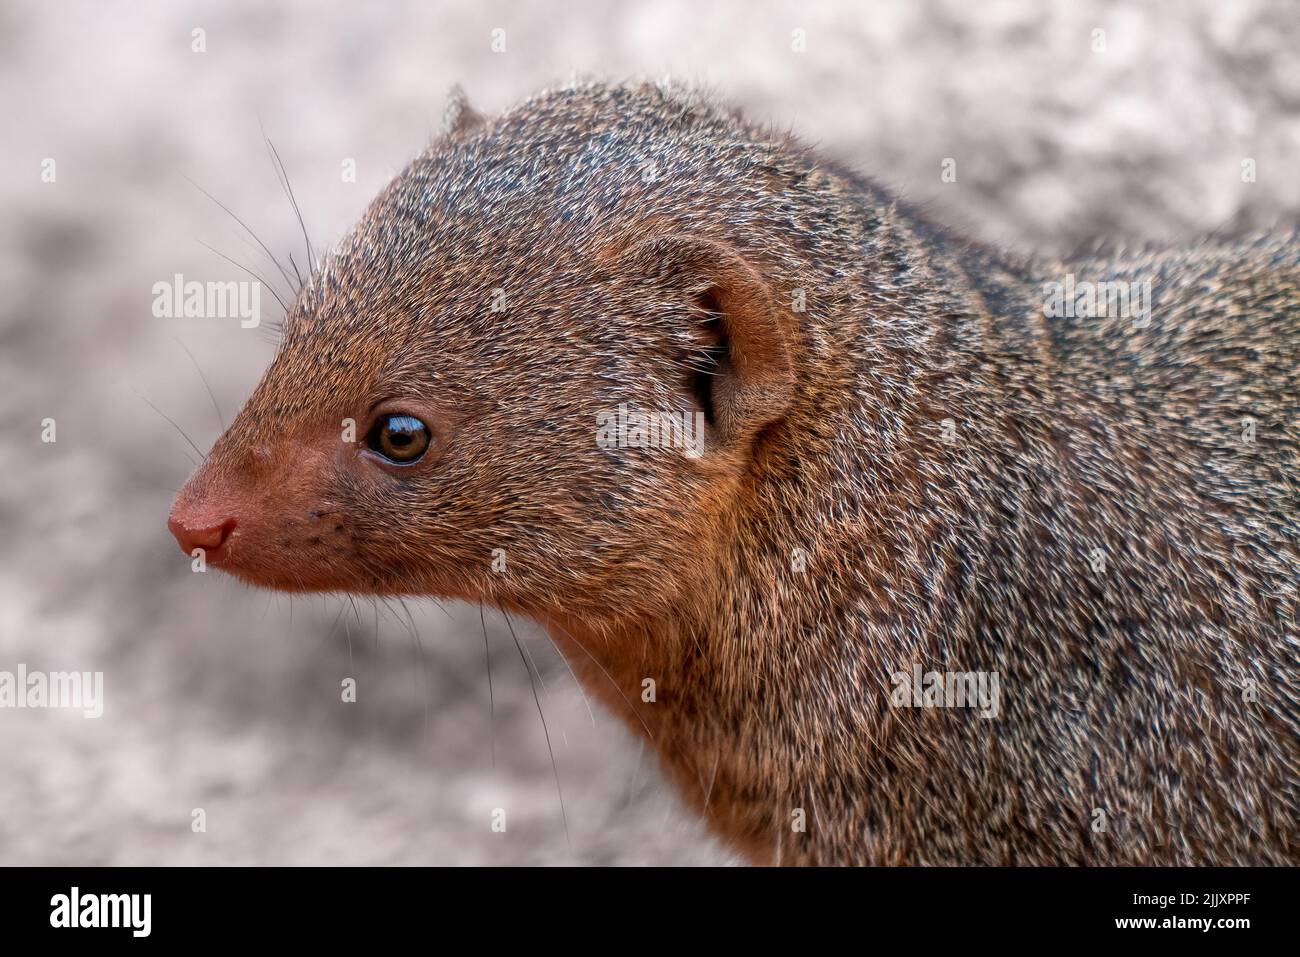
xmin=0 ymin=866 xmax=1286 ymax=944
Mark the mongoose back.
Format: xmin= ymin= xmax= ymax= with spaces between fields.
xmin=169 ymin=81 xmax=1300 ymax=865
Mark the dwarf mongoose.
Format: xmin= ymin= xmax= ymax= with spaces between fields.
xmin=169 ymin=82 xmax=1299 ymax=865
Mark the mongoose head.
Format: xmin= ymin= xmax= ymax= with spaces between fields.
xmin=168 ymin=83 xmax=799 ymax=621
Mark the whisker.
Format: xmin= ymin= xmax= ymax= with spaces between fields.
xmin=546 ymin=616 xmax=654 ymax=740
xmin=514 ymin=621 xmax=553 ymax=704
xmin=173 ymin=336 xmax=225 ymax=433
xmin=196 ymin=239 xmax=291 ymax=315
xmin=182 ymin=173 xmax=299 ymax=297
xmin=502 ymin=604 xmax=570 ymax=850
xmin=346 ymin=594 xmax=365 ymax=634
xmin=321 ymin=600 xmax=349 ymax=648
xmin=625 ymin=738 xmax=645 ymax=805
xmin=343 ymin=594 xmax=373 ymax=660
xmin=392 ymin=596 xmax=432 ymax=736
xmin=260 ymin=127 xmax=315 ymax=275
xmin=701 ymin=751 xmax=720 ymax=815
xmin=233 ymin=232 xmax=295 ymax=302
xmin=479 ymin=604 xmax=496 ymax=768
xmin=133 ymin=389 xmax=205 ymax=462
xmin=535 ymin=624 xmax=596 ymax=728
xmin=375 ymin=597 xmax=419 ymax=703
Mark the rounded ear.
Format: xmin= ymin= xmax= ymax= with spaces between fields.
xmin=442 ymin=84 xmax=485 ymax=138
xmin=627 ymin=235 xmax=795 ymax=451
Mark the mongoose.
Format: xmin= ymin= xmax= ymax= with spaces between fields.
xmin=168 ymin=81 xmax=1299 ymax=865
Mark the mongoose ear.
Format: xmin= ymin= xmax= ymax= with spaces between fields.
xmin=629 ymin=235 xmax=795 ymax=451
xmin=442 ymin=84 xmax=485 ymax=138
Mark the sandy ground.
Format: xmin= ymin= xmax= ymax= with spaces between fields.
xmin=1 ymin=0 xmax=1298 ymax=865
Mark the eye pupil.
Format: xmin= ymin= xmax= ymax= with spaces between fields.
xmin=367 ymin=413 xmax=431 ymax=464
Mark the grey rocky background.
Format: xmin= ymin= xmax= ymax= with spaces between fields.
xmin=0 ymin=0 xmax=1297 ymax=864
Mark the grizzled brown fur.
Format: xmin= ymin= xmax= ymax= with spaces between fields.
xmin=171 ymin=81 xmax=1299 ymax=864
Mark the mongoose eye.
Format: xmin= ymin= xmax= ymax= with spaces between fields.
xmin=367 ymin=413 xmax=431 ymax=464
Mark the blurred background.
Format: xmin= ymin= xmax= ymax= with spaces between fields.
xmin=1 ymin=0 xmax=1298 ymax=865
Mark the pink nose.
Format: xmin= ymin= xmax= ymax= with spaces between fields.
xmin=167 ymin=514 xmax=236 ymax=556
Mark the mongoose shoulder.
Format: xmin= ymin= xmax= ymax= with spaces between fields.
xmin=169 ymin=81 xmax=1300 ymax=865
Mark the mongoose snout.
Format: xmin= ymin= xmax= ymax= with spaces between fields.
xmin=166 ymin=512 xmax=235 ymax=559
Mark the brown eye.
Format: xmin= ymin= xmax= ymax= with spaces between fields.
xmin=367 ymin=413 xmax=431 ymax=464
